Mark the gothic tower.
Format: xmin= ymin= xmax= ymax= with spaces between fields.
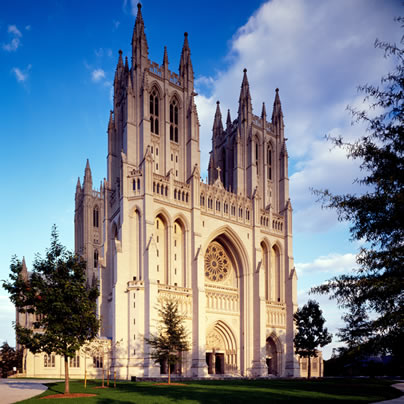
xmin=75 ymin=3 xmax=299 ymax=379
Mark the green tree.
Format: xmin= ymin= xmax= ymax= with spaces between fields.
xmin=0 ymin=342 xmax=23 ymax=377
xmin=146 ymin=299 xmax=190 ymax=384
xmin=294 ymin=300 xmax=332 ymax=378
xmin=2 ymin=226 xmax=100 ymax=393
xmin=312 ymin=19 xmax=404 ymax=366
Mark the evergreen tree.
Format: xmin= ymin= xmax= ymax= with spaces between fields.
xmin=2 ymin=226 xmax=100 ymax=393
xmin=312 ymin=19 xmax=404 ymax=366
xmin=146 ymin=299 xmax=189 ymax=384
xmin=294 ymin=300 xmax=332 ymax=378
xmin=0 ymin=342 xmax=23 ymax=377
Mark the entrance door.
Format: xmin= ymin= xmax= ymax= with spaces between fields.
xmin=215 ymin=353 xmax=224 ymax=374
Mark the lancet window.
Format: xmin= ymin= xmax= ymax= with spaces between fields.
xmin=267 ymin=145 xmax=272 ymax=180
xmin=170 ymin=99 xmax=179 ymax=143
xmin=150 ymin=89 xmax=159 ymax=135
xmin=93 ymin=206 xmax=99 ymax=228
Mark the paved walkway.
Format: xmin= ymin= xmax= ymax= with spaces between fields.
xmin=0 ymin=379 xmax=62 ymax=404
xmin=374 ymin=383 xmax=404 ymax=403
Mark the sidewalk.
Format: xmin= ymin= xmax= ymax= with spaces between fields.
xmin=374 ymin=383 xmax=404 ymax=404
xmin=0 ymin=379 xmax=62 ymax=404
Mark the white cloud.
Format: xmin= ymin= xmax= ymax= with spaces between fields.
xmin=296 ymin=252 xmax=357 ymax=277
xmin=194 ymin=0 xmax=401 ymax=233
xmin=113 ymin=20 xmax=120 ymax=30
xmin=25 ymin=25 xmax=31 ymax=31
xmin=12 ymin=64 xmax=31 ymax=82
xmin=95 ymin=48 xmax=113 ymax=58
xmin=8 ymin=25 xmax=22 ymax=37
xmin=3 ymin=24 xmax=22 ymax=51
xmin=92 ymin=68 xmax=105 ymax=82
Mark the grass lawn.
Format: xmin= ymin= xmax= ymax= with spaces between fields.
xmin=18 ymin=378 xmax=402 ymax=403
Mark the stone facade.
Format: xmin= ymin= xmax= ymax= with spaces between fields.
xmin=20 ymin=4 xmax=301 ymax=379
xmin=75 ymin=4 xmax=299 ymax=379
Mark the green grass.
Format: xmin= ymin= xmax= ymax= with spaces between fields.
xmin=18 ymin=378 xmax=402 ymax=403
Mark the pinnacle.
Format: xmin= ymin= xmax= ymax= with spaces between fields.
xmin=163 ymin=46 xmax=169 ymax=65
xmin=226 ymin=109 xmax=232 ymax=126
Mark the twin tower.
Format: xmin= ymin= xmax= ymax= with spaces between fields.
xmin=75 ymin=3 xmax=299 ymax=379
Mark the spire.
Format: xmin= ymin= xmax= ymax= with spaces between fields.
xmin=213 ymin=101 xmax=223 ymax=131
xmin=114 ymin=50 xmax=124 ymax=85
xmin=21 ymin=257 xmax=28 ymax=281
xmin=131 ymin=2 xmax=149 ymax=69
xmin=226 ymin=109 xmax=232 ymax=128
xmin=84 ymin=159 xmax=92 ymax=191
xmin=163 ymin=46 xmax=169 ymax=66
xmin=272 ymin=88 xmax=284 ymax=123
xmin=117 ymin=49 xmax=123 ymax=68
xmin=261 ymin=102 xmax=267 ymax=120
xmin=76 ymin=177 xmax=81 ymax=192
xmin=239 ymin=68 xmax=251 ymax=102
xmin=238 ymin=68 xmax=252 ymax=119
xmin=179 ymin=32 xmax=194 ymax=86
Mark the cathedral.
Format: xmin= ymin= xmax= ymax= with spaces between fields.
xmin=73 ymin=3 xmax=300 ymax=378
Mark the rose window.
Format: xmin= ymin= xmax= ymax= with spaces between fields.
xmin=204 ymin=242 xmax=230 ymax=282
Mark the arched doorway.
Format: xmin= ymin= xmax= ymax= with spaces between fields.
xmin=203 ymin=229 xmax=247 ymax=375
xmin=206 ymin=321 xmax=237 ymax=375
xmin=266 ymin=335 xmax=280 ymax=375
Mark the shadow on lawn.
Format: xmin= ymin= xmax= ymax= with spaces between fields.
xmin=35 ymin=379 xmax=401 ymax=404
xmin=92 ymin=379 xmax=401 ymax=404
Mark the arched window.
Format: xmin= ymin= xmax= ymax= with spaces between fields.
xmin=93 ymin=206 xmax=99 ymax=228
xmin=170 ymin=99 xmax=179 ymax=143
xmin=256 ymin=141 xmax=259 ymax=175
xmin=150 ymin=89 xmax=159 ymax=135
xmin=267 ymin=146 xmax=272 ymax=180
xmin=94 ymin=249 xmax=98 ymax=268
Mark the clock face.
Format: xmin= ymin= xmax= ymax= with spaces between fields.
xmin=204 ymin=241 xmax=230 ymax=282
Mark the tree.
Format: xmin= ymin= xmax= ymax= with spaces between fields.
xmin=294 ymin=300 xmax=332 ymax=378
xmin=0 ymin=342 xmax=23 ymax=378
xmin=312 ymin=18 xmax=404 ymax=366
xmin=2 ymin=226 xmax=100 ymax=394
xmin=145 ymin=299 xmax=190 ymax=384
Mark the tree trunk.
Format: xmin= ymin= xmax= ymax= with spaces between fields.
xmin=64 ymin=356 xmax=70 ymax=394
xmin=168 ymin=362 xmax=171 ymax=385
xmin=307 ymin=356 xmax=311 ymax=379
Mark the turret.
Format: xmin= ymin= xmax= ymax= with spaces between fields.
xmin=131 ymin=3 xmax=149 ymax=71
xmin=179 ymin=32 xmax=194 ymax=89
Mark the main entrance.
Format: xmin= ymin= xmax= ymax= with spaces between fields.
xmin=206 ymin=352 xmax=225 ymax=374
xmin=206 ymin=321 xmax=237 ymax=375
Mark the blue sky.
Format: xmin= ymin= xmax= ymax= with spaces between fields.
xmin=0 ymin=0 xmax=402 ymax=359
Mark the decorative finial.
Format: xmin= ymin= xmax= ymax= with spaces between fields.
xmin=216 ymin=100 xmax=220 ymax=105
xmin=243 ymin=68 xmax=247 ymax=73
xmin=276 ymin=88 xmax=279 ymax=92
xmin=137 ymin=2 xmax=142 ymax=10
xmin=184 ymin=32 xmax=188 ymax=37
xmin=119 ymin=49 xmax=123 ymax=55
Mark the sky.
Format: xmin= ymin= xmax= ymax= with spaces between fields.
xmin=0 ymin=0 xmax=402 ymax=360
